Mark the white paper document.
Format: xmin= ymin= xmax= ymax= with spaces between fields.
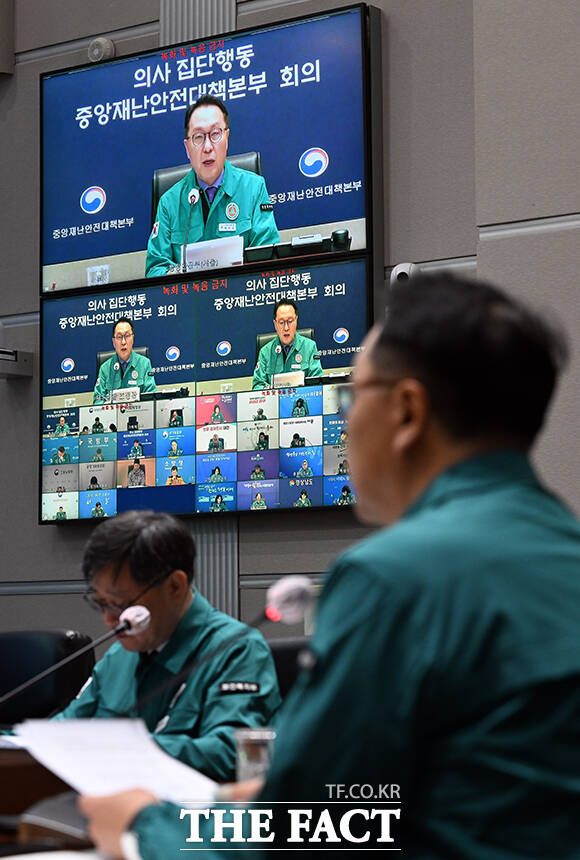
xmin=17 ymin=719 xmax=216 ymax=803
xmin=181 ymin=235 xmax=244 ymax=272
xmin=0 ymin=734 xmax=28 ymax=748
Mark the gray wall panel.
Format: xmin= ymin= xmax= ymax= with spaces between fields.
xmin=161 ymin=0 xmax=236 ymax=45
xmin=15 ymin=0 xmax=160 ymax=52
xmin=239 ymin=0 xmax=476 ymax=266
xmin=0 ymin=592 xmax=105 ymax=640
xmin=0 ymin=31 xmax=159 ymax=317
xmin=474 ymin=0 xmax=580 ymax=226
xmin=239 ymin=509 xmax=373 ymax=577
xmin=477 ymin=225 xmax=580 ymax=513
xmin=0 ymin=320 xmax=93 ymax=584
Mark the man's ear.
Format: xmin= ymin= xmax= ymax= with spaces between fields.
xmin=391 ymin=379 xmax=430 ymax=455
xmin=167 ymin=569 xmax=190 ymax=599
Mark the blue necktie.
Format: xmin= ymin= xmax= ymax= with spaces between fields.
xmin=206 ymin=186 xmax=217 ymax=204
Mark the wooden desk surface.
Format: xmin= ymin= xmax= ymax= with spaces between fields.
xmin=0 ymin=749 xmax=71 ymax=815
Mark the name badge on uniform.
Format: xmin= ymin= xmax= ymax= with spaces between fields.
xmin=128 ymin=379 xmax=138 ymax=385
xmin=219 ymin=681 xmax=260 ymax=695
xmin=218 ymin=223 xmax=237 ymax=232
xmin=291 ymin=364 xmax=302 ymax=369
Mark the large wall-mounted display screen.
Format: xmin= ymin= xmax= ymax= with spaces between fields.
xmin=41 ymin=6 xmax=369 ymax=292
xmin=40 ymin=257 xmax=366 ymax=522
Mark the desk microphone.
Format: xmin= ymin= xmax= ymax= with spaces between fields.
xmin=264 ymin=575 xmax=314 ymax=624
xmin=181 ymin=188 xmax=200 ymax=272
xmin=129 ymin=576 xmax=315 ymax=716
xmin=0 ymin=606 xmax=151 ymax=710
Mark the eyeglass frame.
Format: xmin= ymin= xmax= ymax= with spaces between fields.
xmin=83 ymin=568 xmax=173 ymax=617
xmin=113 ymin=332 xmax=134 ymax=343
xmin=335 ymin=377 xmax=401 ymax=415
xmin=274 ymin=316 xmax=297 ymax=329
xmin=186 ymin=127 xmax=228 ymax=148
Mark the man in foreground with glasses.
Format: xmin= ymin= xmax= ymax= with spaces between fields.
xmin=93 ymin=317 xmax=156 ymax=404
xmin=83 ymin=273 xmax=580 ymax=857
xmin=252 ymin=299 xmax=323 ymax=389
xmin=54 ymin=510 xmax=280 ymax=782
xmin=146 ymin=95 xmax=279 ymax=278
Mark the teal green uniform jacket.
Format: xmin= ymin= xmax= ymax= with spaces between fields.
xmin=51 ymin=452 xmax=70 ymax=465
xmin=336 ymin=492 xmax=355 ymax=505
xmin=91 ymin=508 xmax=106 ymax=518
xmin=250 ymin=499 xmax=267 ymax=509
xmin=54 ymin=591 xmax=280 ymax=782
xmin=133 ymin=451 xmax=580 ymax=857
xmin=210 ymin=502 xmax=227 ymax=512
xmin=207 ymin=473 xmax=224 ymax=483
xmin=252 ymin=333 xmax=323 ymax=390
xmin=54 ymin=423 xmax=70 ymax=436
xmin=93 ymin=350 xmax=156 ymax=405
xmin=293 ymin=497 xmax=312 ymax=507
xmin=296 ymin=467 xmax=313 ymax=478
xmin=146 ymin=160 xmax=280 ymax=278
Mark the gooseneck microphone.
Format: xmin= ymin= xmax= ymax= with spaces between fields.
xmin=264 ymin=575 xmax=314 ymax=624
xmin=0 ymin=606 xmax=151 ymax=710
xmin=181 ymin=188 xmax=200 ymax=272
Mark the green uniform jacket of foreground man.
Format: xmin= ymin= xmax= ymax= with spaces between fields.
xmin=131 ymin=451 xmax=580 ymax=857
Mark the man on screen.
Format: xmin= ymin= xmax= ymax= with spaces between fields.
xmin=54 ymin=511 xmax=280 ymax=784
xmin=296 ymin=458 xmax=313 ymax=478
xmin=252 ymin=299 xmax=323 ymax=390
xmin=91 ymin=501 xmax=106 ymax=518
xmin=51 ymin=445 xmax=70 ymax=465
xmin=93 ymin=318 xmax=156 ymax=405
xmin=250 ymin=464 xmax=265 ymax=480
xmin=53 ymin=416 xmax=70 ymax=437
xmin=166 ymin=465 xmax=185 ymax=485
xmin=146 ymin=95 xmax=279 ymax=278
xmin=127 ymin=459 xmax=146 ymax=488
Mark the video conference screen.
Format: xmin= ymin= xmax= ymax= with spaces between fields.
xmin=40 ymin=256 xmax=366 ymax=522
xmin=41 ymin=5 xmax=369 ymax=292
